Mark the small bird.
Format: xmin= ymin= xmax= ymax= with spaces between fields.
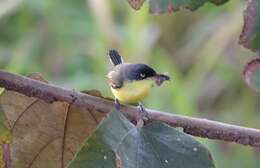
xmin=106 ymin=49 xmax=170 ymax=116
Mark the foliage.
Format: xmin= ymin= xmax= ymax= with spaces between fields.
xmin=69 ymin=111 xmax=215 ymax=168
xmin=0 ymin=74 xmax=106 ymax=167
xmin=239 ymin=0 xmax=260 ymax=52
xmin=239 ymin=0 xmax=260 ymax=91
xmin=128 ymin=0 xmax=229 ymax=13
xmin=0 ymin=73 xmax=215 ymax=168
xmin=244 ymin=59 xmax=260 ymax=92
xmin=127 ymin=0 xmax=260 ymax=93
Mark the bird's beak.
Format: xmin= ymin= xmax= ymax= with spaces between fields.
xmin=152 ymin=74 xmax=170 ymax=86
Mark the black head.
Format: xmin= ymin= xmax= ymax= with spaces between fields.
xmin=122 ymin=64 xmax=156 ymax=81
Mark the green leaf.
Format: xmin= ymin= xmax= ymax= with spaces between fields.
xmin=239 ymin=0 xmax=260 ymax=52
xmin=127 ymin=0 xmax=229 ymax=13
xmin=69 ymin=111 xmax=215 ymax=168
xmin=243 ymin=58 xmax=260 ymax=92
xmin=67 ymin=132 xmax=116 ymax=168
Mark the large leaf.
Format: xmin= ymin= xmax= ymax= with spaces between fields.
xmin=69 ymin=111 xmax=215 ymax=168
xmin=127 ymin=0 xmax=229 ymax=13
xmin=0 ymin=74 xmax=107 ymax=168
xmin=67 ymin=124 xmax=116 ymax=168
xmin=239 ymin=0 xmax=260 ymax=52
xmin=244 ymin=58 xmax=260 ymax=92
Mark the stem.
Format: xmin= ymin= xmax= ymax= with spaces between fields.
xmin=0 ymin=70 xmax=260 ymax=147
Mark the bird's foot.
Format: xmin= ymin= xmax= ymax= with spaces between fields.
xmin=138 ymin=103 xmax=149 ymax=120
xmin=136 ymin=103 xmax=149 ymax=127
xmin=114 ymin=98 xmax=120 ymax=110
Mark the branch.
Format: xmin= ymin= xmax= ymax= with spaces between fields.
xmin=0 ymin=70 xmax=260 ymax=147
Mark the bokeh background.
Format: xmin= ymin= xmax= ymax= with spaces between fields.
xmin=0 ymin=0 xmax=260 ymax=167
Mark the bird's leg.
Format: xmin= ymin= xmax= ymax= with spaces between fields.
xmin=138 ymin=103 xmax=149 ymax=119
xmin=136 ymin=102 xmax=149 ymax=127
xmin=114 ymin=98 xmax=121 ymax=110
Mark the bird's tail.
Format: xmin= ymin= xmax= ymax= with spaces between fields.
xmin=108 ymin=49 xmax=123 ymax=66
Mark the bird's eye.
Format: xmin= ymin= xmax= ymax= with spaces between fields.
xmin=140 ymin=73 xmax=146 ymax=78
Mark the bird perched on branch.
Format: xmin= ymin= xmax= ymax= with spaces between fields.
xmin=106 ymin=49 xmax=170 ymax=120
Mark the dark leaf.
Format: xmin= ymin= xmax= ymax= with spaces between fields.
xmin=67 ymin=125 xmax=116 ymax=168
xmin=239 ymin=0 xmax=260 ymax=52
xmin=69 ymin=111 xmax=215 ymax=168
xmin=243 ymin=58 xmax=260 ymax=92
xmin=127 ymin=0 xmax=229 ymax=13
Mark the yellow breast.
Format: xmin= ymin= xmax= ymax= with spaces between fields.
xmin=111 ymin=80 xmax=154 ymax=103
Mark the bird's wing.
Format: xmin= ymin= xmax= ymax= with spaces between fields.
xmin=106 ymin=70 xmax=123 ymax=89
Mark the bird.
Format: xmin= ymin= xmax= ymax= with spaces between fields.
xmin=106 ymin=49 xmax=170 ymax=119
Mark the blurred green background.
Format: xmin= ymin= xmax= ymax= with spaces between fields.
xmin=0 ymin=0 xmax=260 ymax=167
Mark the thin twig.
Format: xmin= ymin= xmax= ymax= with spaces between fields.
xmin=0 ymin=70 xmax=260 ymax=147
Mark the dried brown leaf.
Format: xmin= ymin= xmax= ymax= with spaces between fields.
xmin=0 ymin=74 xmax=107 ymax=168
xmin=128 ymin=0 xmax=145 ymax=10
xmin=27 ymin=73 xmax=49 ymax=83
xmin=83 ymin=90 xmax=114 ymax=102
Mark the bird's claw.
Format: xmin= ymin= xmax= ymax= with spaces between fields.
xmin=114 ymin=98 xmax=120 ymax=110
xmin=138 ymin=103 xmax=149 ymax=121
xmin=136 ymin=103 xmax=149 ymax=127
xmin=114 ymin=100 xmax=148 ymax=127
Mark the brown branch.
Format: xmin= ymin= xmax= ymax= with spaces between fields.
xmin=0 ymin=70 xmax=260 ymax=147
